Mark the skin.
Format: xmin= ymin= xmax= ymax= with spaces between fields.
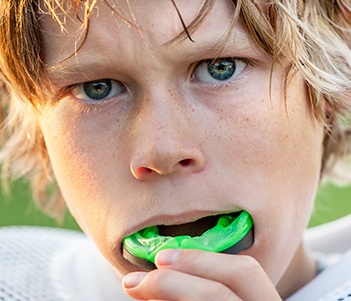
xmin=38 ymin=0 xmax=324 ymax=299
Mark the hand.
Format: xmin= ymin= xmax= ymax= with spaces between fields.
xmin=122 ymin=249 xmax=282 ymax=300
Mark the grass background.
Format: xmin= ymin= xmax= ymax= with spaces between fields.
xmin=0 ymin=179 xmax=351 ymax=230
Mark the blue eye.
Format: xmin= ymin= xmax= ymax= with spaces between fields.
xmin=192 ymin=58 xmax=247 ymax=84
xmin=70 ymin=79 xmax=126 ymax=102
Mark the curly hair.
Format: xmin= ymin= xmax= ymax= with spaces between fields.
xmin=0 ymin=0 xmax=351 ymax=218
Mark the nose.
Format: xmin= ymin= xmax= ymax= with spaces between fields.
xmin=130 ymin=95 xmax=206 ymax=181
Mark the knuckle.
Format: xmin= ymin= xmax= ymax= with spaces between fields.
xmin=223 ymin=254 xmax=263 ymax=281
xmin=239 ymin=255 xmax=261 ymax=271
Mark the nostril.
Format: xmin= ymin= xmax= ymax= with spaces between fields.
xmin=179 ymin=159 xmax=192 ymax=167
xmin=137 ymin=167 xmax=153 ymax=174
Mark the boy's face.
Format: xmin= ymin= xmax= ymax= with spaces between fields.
xmin=39 ymin=0 xmax=324 ymax=284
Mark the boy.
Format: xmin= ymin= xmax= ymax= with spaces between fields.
xmin=0 ymin=0 xmax=350 ymax=300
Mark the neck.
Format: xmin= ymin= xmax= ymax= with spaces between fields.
xmin=276 ymin=242 xmax=317 ymax=299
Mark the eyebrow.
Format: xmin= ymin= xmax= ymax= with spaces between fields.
xmin=46 ymin=29 xmax=253 ymax=86
xmin=46 ymin=54 xmax=109 ymax=85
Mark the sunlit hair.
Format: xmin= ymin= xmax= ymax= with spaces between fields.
xmin=0 ymin=0 xmax=350 ymax=218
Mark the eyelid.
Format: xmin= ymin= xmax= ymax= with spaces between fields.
xmin=191 ymin=57 xmax=250 ymax=85
xmin=68 ymin=79 xmax=126 ymax=103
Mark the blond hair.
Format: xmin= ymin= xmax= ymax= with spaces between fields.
xmin=0 ymin=0 xmax=351 ymax=218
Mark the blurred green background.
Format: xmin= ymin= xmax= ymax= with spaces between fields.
xmin=0 ymin=179 xmax=80 ymax=230
xmin=0 ymin=179 xmax=351 ymax=230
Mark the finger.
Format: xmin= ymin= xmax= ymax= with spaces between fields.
xmin=154 ymin=249 xmax=281 ymax=301
xmin=122 ymin=269 xmax=242 ymax=301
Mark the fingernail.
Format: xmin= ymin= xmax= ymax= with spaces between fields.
xmin=123 ymin=272 xmax=147 ymax=289
xmin=156 ymin=249 xmax=181 ymax=266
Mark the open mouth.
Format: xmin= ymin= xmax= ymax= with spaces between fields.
xmin=122 ymin=210 xmax=254 ymax=270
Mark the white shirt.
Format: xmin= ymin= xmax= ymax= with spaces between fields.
xmin=0 ymin=226 xmax=134 ymax=301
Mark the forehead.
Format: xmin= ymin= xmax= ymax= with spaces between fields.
xmin=39 ymin=0 xmax=233 ymax=34
xmin=39 ymin=0 xmax=244 ymax=66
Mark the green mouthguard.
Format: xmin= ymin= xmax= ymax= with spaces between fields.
xmin=122 ymin=210 xmax=253 ymax=264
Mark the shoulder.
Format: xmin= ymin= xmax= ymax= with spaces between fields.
xmin=0 ymin=226 xmax=85 ymax=301
xmin=0 ymin=226 xmax=131 ymax=301
xmin=287 ymin=215 xmax=351 ymax=301
xmin=0 ymin=225 xmax=85 ymax=245
xmin=305 ymin=214 xmax=351 ymax=254
xmin=286 ymin=249 xmax=351 ymax=300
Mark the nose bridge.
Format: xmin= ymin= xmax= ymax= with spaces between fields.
xmin=141 ymin=89 xmax=184 ymax=145
xmin=130 ymin=87 xmax=205 ymax=179
xmin=133 ymin=88 xmax=188 ymax=159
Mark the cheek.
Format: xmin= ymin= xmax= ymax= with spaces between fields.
xmin=242 ymin=85 xmax=323 ymax=282
xmin=39 ymin=103 xmax=128 ymax=237
xmin=211 ymin=82 xmax=323 ymax=206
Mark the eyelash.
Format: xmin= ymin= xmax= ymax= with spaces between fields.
xmin=68 ymin=79 xmax=126 ymax=102
xmin=62 ymin=56 xmax=251 ymax=112
xmin=191 ymin=57 xmax=250 ymax=87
